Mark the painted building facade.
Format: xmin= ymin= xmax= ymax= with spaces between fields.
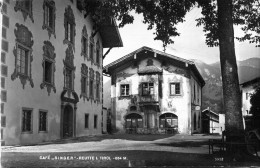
xmin=104 ymin=47 xmax=205 ymax=134
xmin=0 ymin=0 xmax=122 ymax=145
xmin=240 ymin=77 xmax=260 ymax=129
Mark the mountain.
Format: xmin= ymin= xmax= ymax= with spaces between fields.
xmin=193 ymin=57 xmax=260 ymax=113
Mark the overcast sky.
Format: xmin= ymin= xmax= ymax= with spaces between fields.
xmin=104 ymin=8 xmax=260 ymax=65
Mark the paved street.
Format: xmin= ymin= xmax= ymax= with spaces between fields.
xmin=1 ymin=134 xmax=260 ymax=167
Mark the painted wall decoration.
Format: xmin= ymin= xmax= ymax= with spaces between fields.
xmin=80 ymin=63 xmax=88 ymax=101
xmin=42 ymin=0 xmax=56 ymax=38
xmin=81 ymin=25 xmax=88 ymax=60
xmin=11 ymin=23 xmax=34 ymax=88
xmin=14 ymin=0 xmax=34 ymax=22
xmin=63 ymin=5 xmax=76 ymax=50
xmin=40 ymin=41 xmax=56 ymax=95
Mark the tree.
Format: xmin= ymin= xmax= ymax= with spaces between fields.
xmin=250 ymin=87 xmax=260 ymax=129
xmin=82 ymin=0 xmax=260 ymax=140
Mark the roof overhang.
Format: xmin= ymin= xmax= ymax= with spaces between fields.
xmin=99 ymin=18 xmax=123 ymax=48
xmin=103 ymin=46 xmax=205 ymax=86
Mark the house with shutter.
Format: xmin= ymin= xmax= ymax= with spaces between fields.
xmin=0 ymin=0 xmax=122 ymax=145
xmin=103 ymin=46 xmax=205 ymax=134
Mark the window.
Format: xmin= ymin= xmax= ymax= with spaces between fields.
xmin=44 ymin=60 xmax=52 ymax=83
xmin=11 ymin=24 xmax=34 ymax=88
xmin=96 ymin=72 xmax=100 ymax=101
xmin=83 ymin=37 xmax=87 ymax=55
xmin=1 ymin=116 xmax=6 ymax=127
xmin=246 ymin=93 xmax=249 ymax=100
xmin=22 ymin=109 xmax=32 ymax=133
xmin=89 ymin=80 xmax=93 ymax=98
xmin=170 ymin=83 xmax=181 ymax=95
xmin=80 ymin=64 xmax=88 ymax=100
xmin=82 ymin=76 xmax=87 ymax=94
xmin=65 ymin=68 xmax=73 ymax=89
xmin=142 ymin=83 xmax=154 ymax=96
xmin=96 ymin=83 xmax=100 ymax=100
xmin=121 ymin=84 xmax=130 ymax=96
xmin=94 ymin=115 xmax=98 ymax=129
xmin=44 ymin=3 xmax=54 ymax=29
xmin=64 ymin=5 xmax=75 ymax=46
xmin=66 ymin=22 xmax=73 ymax=42
xmin=96 ymin=47 xmax=100 ymax=65
xmin=81 ymin=25 xmax=88 ymax=60
xmin=89 ymin=40 xmax=94 ymax=61
xmin=85 ymin=114 xmax=89 ymax=129
xmin=39 ymin=111 xmax=47 ymax=132
xmin=89 ymin=68 xmax=94 ymax=99
xmin=43 ymin=0 xmax=56 ymax=38
xmin=96 ymin=41 xmax=100 ymax=65
xmin=17 ymin=45 xmax=29 ymax=76
xmin=41 ymin=41 xmax=56 ymax=95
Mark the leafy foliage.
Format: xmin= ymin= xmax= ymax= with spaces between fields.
xmin=250 ymin=87 xmax=260 ymax=116
xmin=82 ymin=0 xmax=260 ymax=48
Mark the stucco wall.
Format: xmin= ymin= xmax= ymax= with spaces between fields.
xmin=4 ymin=0 xmax=103 ymax=145
xmin=110 ymin=57 xmax=203 ymax=134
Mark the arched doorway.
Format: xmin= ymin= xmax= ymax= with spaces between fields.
xmin=63 ymin=105 xmax=73 ymax=138
xmin=125 ymin=113 xmax=143 ymax=129
xmin=159 ymin=113 xmax=178 ymax=129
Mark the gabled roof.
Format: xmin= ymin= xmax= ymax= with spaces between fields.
xmin=104 ymin=46 xmax=205 ymax=86
xmin=99 ymin=18 xmax=123 ymax=48
xmin=240 ymin=77 xmax=260 ymax=87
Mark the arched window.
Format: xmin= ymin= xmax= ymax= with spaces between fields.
xmin=159 ymin=113 xmax=178 ymax=128
xmin=125 ymin=113 xmax=143 ymax=128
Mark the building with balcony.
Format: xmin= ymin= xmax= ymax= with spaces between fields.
xmin=104 ymin=47 xmax=205 ymax=134
xmin=0 ymin=0 xmax=122 ymax=145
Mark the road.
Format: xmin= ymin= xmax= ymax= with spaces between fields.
xmin=1 ymin=134 xmax=260 ymax=167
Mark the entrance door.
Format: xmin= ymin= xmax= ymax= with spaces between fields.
xmin=63 ymin=105 xmax=73 ymax=138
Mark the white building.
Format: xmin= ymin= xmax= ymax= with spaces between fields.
xmin=240 ymin=77 xmax=260 ymax=129
xmin=0 ymin=0 xmax=122 ymax=145
xmin=104 ymin=46 xmax=205 ymax=134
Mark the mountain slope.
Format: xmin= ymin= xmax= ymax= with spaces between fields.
xmin=193 ymin=57 xmax=260 ymax=113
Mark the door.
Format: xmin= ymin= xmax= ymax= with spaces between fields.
xmin=63 ymin=105 xmax=73 ymax=138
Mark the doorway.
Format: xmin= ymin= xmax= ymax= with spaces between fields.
xmin=63 ymin=105 xmax=73 ymax=138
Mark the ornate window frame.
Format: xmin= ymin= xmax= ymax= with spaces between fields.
xmin=63 ymin=45 xmax=75 ymax=94
xmin=81 ymin=25 xmax=88 ymax=60
xmin=63 ymin=5 xmax=76 ymax=50
xmin=88 ymin=36 xmax=95 ymax=64
xmin=89 ymin=68 xmax=94 ymax=100
xmin=42 ymin=0 xmax=56 ymax=38
xmin=95 ymin=71 xmax=100 ymax=102
xmin=95 ymin=40 xmax=101 ymax=67
xmin=40 ymin=41 xmax=56 ymax=95
xmin=80 ymin=63 xmax=88 ymax=101
xmin=11 ymin=23 xmax=34 ymax=89
xmin=14 ymin=0 xmax=34 ymax=23
xmin=169 ymin=82 xmax=182 ymax=96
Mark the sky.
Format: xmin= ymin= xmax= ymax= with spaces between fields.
xmin=103 ymin=8 xmax=260 ymax=66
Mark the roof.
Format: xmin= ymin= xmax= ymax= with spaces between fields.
xmin=240 ymin=77 xmax=260 ymax=88
xmin=99 ymin=18 xmax=123 ymax=48
xmin=104 ymin=46 xmax=205 ymax=86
